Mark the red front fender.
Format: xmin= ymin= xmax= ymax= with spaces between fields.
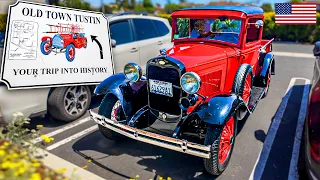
xmin=41 ymin=36 xmax=52 ymax=42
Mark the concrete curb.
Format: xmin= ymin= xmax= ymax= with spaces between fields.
xmin=34 ymin=147 xmax=105 ymax=180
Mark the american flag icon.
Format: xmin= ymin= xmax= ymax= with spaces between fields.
xmin=275 ymin=3 xmax=317 ymax=24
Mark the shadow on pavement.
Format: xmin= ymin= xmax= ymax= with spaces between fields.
xmin=254 ymin=130 xmax=266 ymax=143
xmin=251 ymin=84 xmax=307 ymax=180
xmin=28 ymin=95 xmax=103 ymax=129
xmin=72 ymin=130 xmax=216 ymax=180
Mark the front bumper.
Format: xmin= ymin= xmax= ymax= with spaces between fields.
xmin=89 ymin=110 xmax=211 ymax=159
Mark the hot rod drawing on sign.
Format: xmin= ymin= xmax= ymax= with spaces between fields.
xmin=40 ymin=23 xmax=87 ymax=62
xmin=89 ymin=6 xmax=275 ymax=175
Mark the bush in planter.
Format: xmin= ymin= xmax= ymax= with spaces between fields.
xmin=0 ymin=112 xmax=75 ymax=180
xmin=0 ymin=14 xmax=7 ymax=33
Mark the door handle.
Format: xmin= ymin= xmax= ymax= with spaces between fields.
xmin=130 ymin=48 xmax=138 ymax=53
xmin=157 ymin=41 xmax=163 ymax=45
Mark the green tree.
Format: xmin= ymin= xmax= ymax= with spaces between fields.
xmin=290 ymin=0 xmax=302 ymax=2
xmin=103 ymin=5 xmax=113 ymax=14
xmin=130 ymin=0 xmax=136 ymax=9
xmin=261 ymin=3 xmax=273 ymax=12
xmin=143 ymin=0 xmax=153 ymax=8
xmin=58 ymin=0 xmax=91 ymax=10
xmin=165 ymin=3 xmax=184 ymax=13
xmin=115 ymin=0 xmax=130 ymax=9
xmin=179 ymin=0 xmax=186 ymax=3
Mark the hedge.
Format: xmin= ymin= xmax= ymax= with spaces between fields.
xmin=158 ymin=12 xmax=320 ymax=43
xmin=0 ymin=14 xmax=7 ymax=32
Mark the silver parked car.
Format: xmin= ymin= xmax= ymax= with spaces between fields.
xmin=0 ymin=14 xmax=172 ymax=123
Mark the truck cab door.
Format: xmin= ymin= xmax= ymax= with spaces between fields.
xmin=109 ymin=20 xmax=140 ymax=74
xmin=241 ymin=18 xmax=263 ymax=75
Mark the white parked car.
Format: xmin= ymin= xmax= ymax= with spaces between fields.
xmin=0 ymin=14 xmax=172 ymax=123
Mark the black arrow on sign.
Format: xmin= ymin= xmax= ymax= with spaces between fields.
xmin=91 ymin=35 xmax=103 ymax=59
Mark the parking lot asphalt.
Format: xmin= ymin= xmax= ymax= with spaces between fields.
xmin=30 ymin=42 xmax=315 ymax=180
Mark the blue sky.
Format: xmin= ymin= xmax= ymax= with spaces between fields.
xmin=84 ymin=0 xmax=288 ymax=8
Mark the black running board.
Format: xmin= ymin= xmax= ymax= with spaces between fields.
xmin=248 ymin=86 xmax=266 ymax=112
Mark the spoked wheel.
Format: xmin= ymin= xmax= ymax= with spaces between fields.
xmin=204 ymin=116 xmax=237 ymax=175
xmin=66 ymin=44 xmax=75 ymax=62
xmin=242 ymin=73 xmax=252 ymax=105
xmin=98 ymin=95 xmax=128 ymax=141
xmin=262 ymin=67 xmax=271 ymax=98
xmin=218 ymin=117 xmax=235 ymax=165
xmin=40 ymin=41 xmax=51 ymax=55
xmin=232 ymin=64 xmax=253 ymax=106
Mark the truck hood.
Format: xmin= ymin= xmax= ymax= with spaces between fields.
xmin=165 ymin=42 xmax=238 ymax=69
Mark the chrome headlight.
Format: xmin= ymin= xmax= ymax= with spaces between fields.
xmin=124 ymin=63 xmax=142 ymax=82
xmin=180 ymin=72 xmax=201 ymax=94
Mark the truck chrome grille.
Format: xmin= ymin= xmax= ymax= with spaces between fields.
xmin=147 ymin=64 xmax=182 ymax=115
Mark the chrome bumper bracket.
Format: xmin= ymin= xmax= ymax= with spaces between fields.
xmin=89 ymin=110 xmax=211 ymax=159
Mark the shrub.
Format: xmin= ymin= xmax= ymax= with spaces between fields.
xmin=0 ymin=14 xmax=7 ymax=32
xmin=158 ymin=13 xmax=172 ymax=24
xmin=262 ymin=12 xmax=320 ymax=43
xmin=0 ymin=112 xmax=75 ymax=180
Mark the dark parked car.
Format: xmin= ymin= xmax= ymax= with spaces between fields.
xmin=302 ymin=41 xmax=320 ymax=180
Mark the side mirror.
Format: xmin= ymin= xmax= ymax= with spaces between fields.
xmin=255 ymin=20 xmax=264 ymax=28
xmin=313 ymin=41 xmax=320 ymax=56
xmin=111 ymin=39 xmax=116 ymax=48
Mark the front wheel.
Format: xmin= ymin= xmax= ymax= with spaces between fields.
xmin=40 ymin=41 xmax=51 ymax=55
xmin=65 ymin=44 xmax=75 ymax=62
xmin=262 ymin=67 xmax=271 ymax=98
xmin=232 ymin=64 xmax=253 ymax=105
xmin=98 ymin=95 xmax=128 ymax=141
xmin=204 ymin=116 xmax=237 ymax=175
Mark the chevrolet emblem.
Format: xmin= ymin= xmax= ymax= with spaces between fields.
xmin=159 ymin=60 xmax=165 ymax=65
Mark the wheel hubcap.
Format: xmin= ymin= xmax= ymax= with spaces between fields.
xmin=69 ymin=47 xmax=74 ymax=59
xmin=44 ymin=43 xmax=50 ymax=52
xmin=111 ymin=100 xmax=126 ymax=123
xmin=218 ymin=117 xmax=235 ymax=165
xmin=64 ymin=86 xmax=88 ymax=116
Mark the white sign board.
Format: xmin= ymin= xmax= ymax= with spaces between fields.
xmin=0 ymin=0 xmax=114 ymax=89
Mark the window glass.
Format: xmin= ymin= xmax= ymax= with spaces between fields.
xmin=152 ymin=20 xmax=169 ymax=36
xmin=110 ymin=21 xmax=133 ymax=45
xmin=246 ymin=18 xmax=261 ymax=43
xmin=132 ymin=19 xmax=158 ymax=40
xmin=173 ymin=17 xmax=242 ymax=45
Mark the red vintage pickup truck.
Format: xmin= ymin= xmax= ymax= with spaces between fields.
xmin=90 ymin=5 xmax=275 ymax=176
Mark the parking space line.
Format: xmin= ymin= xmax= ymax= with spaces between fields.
xmin=288 ymin=78 xmax=311 ymax=180
xmin=273 ymin=51 xmax=314 ymax=59
xmin=32 ymin=117 xmax=91 ymax=144
xmin=249 ymin=77 xmax=300 ymax=180
xmin=46 ymin=125 xmax=98 ymax=151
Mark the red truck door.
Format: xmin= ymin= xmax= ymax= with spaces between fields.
xmin=241 ymin=17 xmax=263 ymax=74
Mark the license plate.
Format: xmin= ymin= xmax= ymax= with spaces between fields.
xmin=149 ymin=79 xmax=173 ymax=97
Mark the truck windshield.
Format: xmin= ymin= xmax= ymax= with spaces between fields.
xmin=173 ymin=18 xmax=242 ymax=45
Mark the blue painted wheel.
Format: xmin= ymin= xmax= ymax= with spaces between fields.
xmin=40 ymin=41 xmax=51 ymax=55
xmin=65 ymin=44 xmax=75 ymax=62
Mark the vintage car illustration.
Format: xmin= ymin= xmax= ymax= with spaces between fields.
xmin=89 ymin=6 xmax=275 ymax=175
xmin=40 ymin=23 xmax=87 ymax=62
